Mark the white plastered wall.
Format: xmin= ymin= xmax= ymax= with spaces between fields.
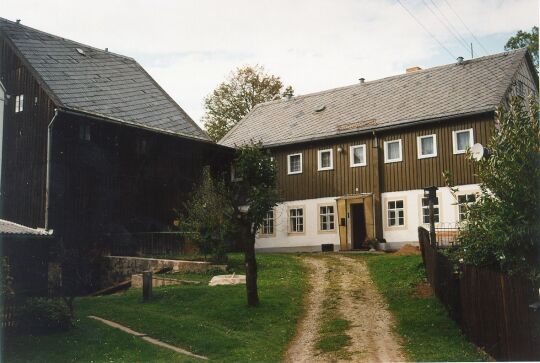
xmin=255 ymin=196 xmax=340 ymax=252
xmin=381 ymin=184 xmax=481 ymax=245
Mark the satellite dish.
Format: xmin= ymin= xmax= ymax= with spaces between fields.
xmin=471 ymin=143 xmax=490 ymax=161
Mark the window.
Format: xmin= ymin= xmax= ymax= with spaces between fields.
xmin=387 ymin=200 xmax=405 ymax=227
xmin=458 ymin=194 xmax=476 ymax=221
xmin=261 ymin=210 xmax=274 ymax=235
xmin=421 ymin=197 xmax=440 ymax=224
xmin=417 ymin=134 xmax=437 ymax=159
xmin=350 ymin=145 xmax=367 ymax=167
xmin=230 ymin=164 xmax=243 ymax=182
xmin=384 ymin=139 xmax=402 ymax=163
xmin=14 ymin=94 xmax=24 ymax=113
xmin=289 ymin=207 xmax=304 ymax=233
xmin=287 ymin=153 xmax=302 ymax=174
xmin=136 ymin=138 xmax=147 ymax=155
xmin=452 ymin=129 xmax=474 ymax=154
xmin=79 ymin=124 xmax=91 ymax=141
xmin=317 ymin=149 xmax=333 ymax=171
xmin=319 ymin=205 xmax=335 ymax=231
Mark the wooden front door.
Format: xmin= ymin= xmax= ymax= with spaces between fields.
xmin=351 ymin=203 xmax=367 ymax=249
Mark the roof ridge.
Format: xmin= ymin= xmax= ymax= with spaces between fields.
xmin=252 ymin=49 xmax=527 ymax=110
xmin=0 ymin=17 xmax=135 ymax=61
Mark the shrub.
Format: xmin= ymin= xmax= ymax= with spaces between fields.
xmin=446 ymin=96 xmax=540 ymax=281
xmin=16 ymin=297 xmax=73 ymax=333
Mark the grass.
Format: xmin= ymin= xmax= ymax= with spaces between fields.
xmin=359 ymin=254 xmax=488 ymax=362
xmin=4 ymin=253 xmax=307 ymax=363
xmin=314 ymin=258 xmax=351 ymax=357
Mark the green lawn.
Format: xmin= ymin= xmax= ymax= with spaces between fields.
xmin=360 ymin=254 xmax=488 ymax=362
xmin=4 ymin=253 xmax=307 ymax=363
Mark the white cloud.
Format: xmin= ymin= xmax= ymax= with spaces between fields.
xmin=2 ymin=0 xmax=537 ymax=124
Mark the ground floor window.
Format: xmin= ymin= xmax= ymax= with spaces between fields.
xmin=458 ymin=194 xmax=476 ymax=221
xmin=289 ymin=207 xmax=304 ymax=233
xmin=261 ymin=210 xmax=274 ymax=235
xmin=319 ymin=205 xmax=335 ymax=231
xmin=387 ymin=200 xmax=405 ymax=226
xmin=421 ymin=197 xmax=440 ymax=224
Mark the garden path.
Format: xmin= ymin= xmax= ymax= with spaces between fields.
xmin=284 ymin=254 xmax=406 ymax=362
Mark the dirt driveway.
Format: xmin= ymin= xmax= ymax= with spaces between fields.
xmin=284 ymin=254 xmax=406 ymax=363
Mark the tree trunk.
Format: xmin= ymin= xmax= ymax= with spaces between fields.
xmin=242 ymin=222 xmax=259 ymax=307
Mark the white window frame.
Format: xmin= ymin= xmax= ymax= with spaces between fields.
xmin=230 ymin=164 xmax=243 ymax=182
xmin=317 ymin=149 xmax=333 ymax=171
xmin=318 ymin=204 xmax=335 ymax=232
xmin=260 ymin=209 xmax=275 ymax=236
xmin=452 ymin=128 xmax=474 ymax=155
xmin=417 ymin=134 xmax=437 ymax=159
xmin=15 ymin=94 xmax=24 ymax=113
xmin=349 ymin=144 xmax=367 ymax=167
xmin=386 ymin=199 xmax=405 ymax=228
xmin=457 ymin=193 xmax=476 ymax=221
xmin=287 ymin=153 xmax=303 ymax=175
xmin=420 ymin=196 xmax=440 ymax=225
xmin=384 ymin=139 xmax=403 ymax=163
xmin=288 ymin=207 xmax=305 ymax=234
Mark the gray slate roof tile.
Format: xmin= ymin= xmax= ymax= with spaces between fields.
xmin=0 ymin=18 xmax=209 ymax=141
xmin=220 ymin=49 xmax=527 ymax=147
xmin=0 ymin=219 xmax=52 ymax=236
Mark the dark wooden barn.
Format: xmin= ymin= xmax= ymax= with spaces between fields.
xmin=0 ymin=18 xmax=231 ymax=292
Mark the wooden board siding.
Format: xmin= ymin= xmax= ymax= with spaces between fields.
xmin=0 ymin=37 xmax=55 ymax=228
xmin=273 ymin=135 xmax=376 ymax=201
xmin=380 ymin=115 xmax=494 ymax=192
xmin=270 ymin=114 xmax=495 ymax=202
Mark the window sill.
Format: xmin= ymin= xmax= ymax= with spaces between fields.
xmin=287 ymin=171 xmax=302 ymax=175
xmin=418 ymin=154 xmax=437 ymax=159
xmin=384 ymin=158 xmax=402 ymax=164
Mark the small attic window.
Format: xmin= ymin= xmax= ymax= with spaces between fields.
xmin=76 ymin=48 xmax=86 ymax=56
xmin=315 ymin=105 xmax=326 ymax=112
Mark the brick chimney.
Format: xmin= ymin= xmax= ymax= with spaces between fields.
xmin=406 ymin=66 xmax=422 ymax=73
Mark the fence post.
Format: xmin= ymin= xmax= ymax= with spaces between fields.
xmin=143 ymin=270 xmax=152 ymax=301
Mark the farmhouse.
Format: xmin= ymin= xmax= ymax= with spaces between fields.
xmin=220 ymin=49 xmax=538 ymax=251
xmin=0 ymin=18 xmax=230 ymax=293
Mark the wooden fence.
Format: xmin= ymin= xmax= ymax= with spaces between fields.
xmin=107 ymin=232 xmax=196 ymax=257
xmin=1 ymin=298 xmax=16 ymax=329
xmin=418 ymin=227 xmax=540 ymax=361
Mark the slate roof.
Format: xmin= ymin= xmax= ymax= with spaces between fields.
xmin=0 ymin=219 xmax=52 ymax=236
xmin=220 ymin=49 xmax=529 ymax=147
xmin=0 ymin=18 xmax=210 ymax=141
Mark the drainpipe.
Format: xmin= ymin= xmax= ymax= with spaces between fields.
xmin=45 ymin=108 xmax=59 ymax=231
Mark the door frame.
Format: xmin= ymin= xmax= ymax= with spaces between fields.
xmin=336 ymin=194 xmax=375 ymax=251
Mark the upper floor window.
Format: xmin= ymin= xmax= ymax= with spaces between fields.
xmin=417 ymin=134 xmax=437 ymax=159
xmin=287 ymin=153 xmax=302 ymax=175
xmin=452 ymin=129 xmax=474 ymax=154
xmin=387 ymin=200 xmax=405 ymax=227
xmin=458 ymin=194 xmax=476 ymax=221
xmin=261 ymin=210 xmax=274 ymax=235
xmin=15 ymin=94 xmax=24 ymax=113
xmin=319 ymin=205 xmax=335 ymax=231
xmin=350 ymin=144 xmax=367 ymax=167
xmin=384 ymin=139 xmax=402 ymax=163
xmin=230 ymin=164 xmax=243 ymax=182
xmin=289 ymin=207 xmax=304 ymax=233
xmin=317 ymin=149 xmax=333 ymax=171
xmin=421 ymin=196 xmax=440 ymax=224
xmin=79 ymin=124 xmax=91 ymax=141
xmin=136 ymin=138 xmax=147 ymax=155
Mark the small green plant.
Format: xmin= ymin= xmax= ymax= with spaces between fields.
xmin=16 ymin=297 xmax=73 ymax=333
xmin=181 ymin=166 xmax=233 ymax=263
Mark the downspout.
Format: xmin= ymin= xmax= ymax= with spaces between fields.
xmin=45 ymin=108 xmax=59 ymax=231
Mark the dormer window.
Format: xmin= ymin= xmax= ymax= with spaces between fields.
xmin=15 ymin=94 xmax=24 ymax=113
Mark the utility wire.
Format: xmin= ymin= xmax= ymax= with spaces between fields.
xmin=423 ymin=0 xmax=470 ymax=53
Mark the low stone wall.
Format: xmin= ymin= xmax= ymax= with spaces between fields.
xmin=131 ymin=274 xmax=201 ymax=288
xmin=101 ymin=256 xmax=227 ymax=286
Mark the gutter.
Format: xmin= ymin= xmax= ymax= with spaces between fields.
xmin=45 ymin=108 xmax=59 ymax=231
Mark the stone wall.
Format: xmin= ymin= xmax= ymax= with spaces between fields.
xmin=101 ymin=256 xmax=227 ymax=286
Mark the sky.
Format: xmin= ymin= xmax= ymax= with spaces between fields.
xmin=1 ymin=0 xmax=538 ymax=126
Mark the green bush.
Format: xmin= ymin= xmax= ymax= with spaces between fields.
xmin=17 ymin=298 xmax=73 ymax=333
